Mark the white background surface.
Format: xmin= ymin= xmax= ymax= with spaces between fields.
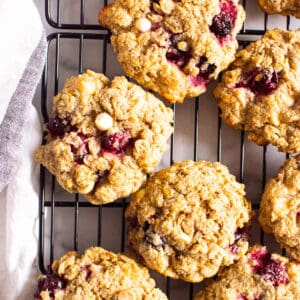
xmin=33 ymin=1 xmax=300 ymax=298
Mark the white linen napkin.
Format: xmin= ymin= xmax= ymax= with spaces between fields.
xmin=0 ymin=0 xmax=46 ymax=299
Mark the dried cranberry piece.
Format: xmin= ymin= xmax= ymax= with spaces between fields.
xmin=259 ymin=258 xmax=290 ymax=286
xmin=101 ymin=129 xmax=131 ymax=153
xmin=145 ymin=232 xmax=166 ymax=250
xmin=34 ymin=270 xmax=67 ymax=299
xmin=210 ymin=1 xmax=238 ymax=39
xmin=81 ymin=264 xmax=93 ymax=280
xmin=236 ymin=68 xmax=280 ymax=96
xmin=248 ymin=69 xmax=279 ymax=95
xmin=47 ymin=116 xmax=71 ymax=137
xmin=210 ymin=11 xmax=233 ymax=38
xmin=71 ymin=134 xmax=89 ymax=164
xmin=197 ymin=56 xmax=216 ymax=79
xmin=229 ymin=225 xmax=250 ymax=254
xmin=251 ymin=248 xmax=289 ymax=286
xmin=166 ymin=34 xmax=193 ymax=71
xmin=237 ymin=294 xmax=248 ymax=300
xmin=199 ymin=63 xmax=217 ymax=79
xmin=190 ymin=56 xmax=216 ymax=87
xmin=237 ymin=293 xmax=262 ymax=300
xmin=166 ymin=44 xmax=192 ymax=71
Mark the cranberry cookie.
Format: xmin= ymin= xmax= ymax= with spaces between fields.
xmin=35 ymin=70 xmax=173 ymax=205
xmin=257 ymin=0 xmax=300 ymax=18
xmin=214 ymin=29 xmax=300 ymax=153
xmin=34 ymin=247 xmax=167 ymax=300
xmin=99 ymin=0 xmax=245 ymax=103
xmin=125 ymin=160 xmax=252 ymax=282
xmin=259 ymin=155 xmax=300 ymax=261
xmin=194 ymin=245 xmax=300 ymax=300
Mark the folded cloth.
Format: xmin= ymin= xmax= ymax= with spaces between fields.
xmin=0 ymin=0 xmax=47 ymax=299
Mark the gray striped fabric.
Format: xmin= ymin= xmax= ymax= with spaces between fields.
xmin=0 ymin=32 xmax=47 ymax=191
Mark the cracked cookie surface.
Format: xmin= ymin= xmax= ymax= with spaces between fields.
xmin=259 ymin=155 xmax=300 ymax=261
xmin=194 ymin=245 xmax=300 ymax=300
xmin=125 ymin=160 xmax=252 ymax=282
xmin=99 ymin=0 xmax=245 ymax=103
xmin=257 ymin=0 xmax=300 ymax=18
xmin=214 ymin=29 xmax=300 ymax=153
xmin=35 ymin=70 xmax=173 ymax=205
xmin=34 ymin=247 xmax=167 ymax=300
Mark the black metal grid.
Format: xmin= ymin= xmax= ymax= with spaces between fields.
xmin=38 ymin=2 xmax=298 ymax=299
xmin=45 ymin=0 xmax=104 ymax=29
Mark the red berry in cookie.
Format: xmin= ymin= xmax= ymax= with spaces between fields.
xmin=101 ymin=129 xmax=131 ymax=153
xmin=99 ymin=0 xmax=245 ymax=102
xmin=34 ymin=247 xmax=167 ymax=300
xmin=214 ymin=29 xmax=300 ymax=153
xmin=236 ymin=67 xmax=280 ymax=96
xmin=195 ymin=245 xmax=300 ymax=300
xmin=251 ymin=248 xmax=289 ymax=286
xmin=35 ymin=71 xmax=173 ymax=204
xmin=34 ymin=270 xmax=66 ymax=299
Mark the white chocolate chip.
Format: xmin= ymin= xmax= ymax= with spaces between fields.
xmin=177 ymin=41 xmax=189 ymax=52
xmin=135 ymin=18 xmax=151 ymax=32
xmin=79 ymin=79 xmax=96 ymax=95
xmin=282 ymin=94 xmax=295 ymax=107
xmin=95 ymin=113 xmax=113 ymax=131
xmin=79 ymin=80 xmax=97 ymax=103
xmin=160 ymin=0 xmax=175 ymax=14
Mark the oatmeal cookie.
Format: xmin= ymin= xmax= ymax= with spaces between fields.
xmin=194 ymin=245 xmax=300 ymax=300
xmin=35 ymin=70 xmax=173 ymax=205
xmin=125 ymin=160 xmax=252 ymax=282
xmin=259 ymin=155 xmax=300 ymax=261
xmin=257 ymin=0 xmax=300 ymax=18
xmin=99 ymin=0 xmax=245 ymax=103
xmin=34 ymin=247 xmax=167 ymax=300
xmin=214 ymin=29 xmax=300 ymax=153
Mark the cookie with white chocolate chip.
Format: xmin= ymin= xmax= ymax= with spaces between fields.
xmin=99 ymin=0 xmax=245 ymax=103
xmin=35 ymin=70 xmax=173 ymax=205
xmin=259 ymin=155 xmax=300 ymax=261
xmin=125 ymin=160 xmax=253 ymax=282
xmin=214 ymin=29 xmax=300 ymax=153
xmin=34 ymin=247 xmax=168 ymax=300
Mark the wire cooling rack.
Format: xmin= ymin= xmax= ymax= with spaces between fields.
xmin=38 ymin=1 xmax=300 ymax=299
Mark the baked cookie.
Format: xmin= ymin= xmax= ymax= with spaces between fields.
xmin=259 ymin=155 xmax=300 ymax=261
xmin=257 ymin=0 xmax=300 ymax=18
xmin=35 ymin=70 xmax=173 ymax=205
xmin=34 ymin=247 xmax=167 ymax=300
xmin=194 ymin=245 xmax=300 ymax=300
xmin=125 ymin=160 xmax=252 ymax=282
xmin=99 ymin=0 xmax=245 ymax=103
xmin=214 ymin=29 xmax=300 ymax=153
